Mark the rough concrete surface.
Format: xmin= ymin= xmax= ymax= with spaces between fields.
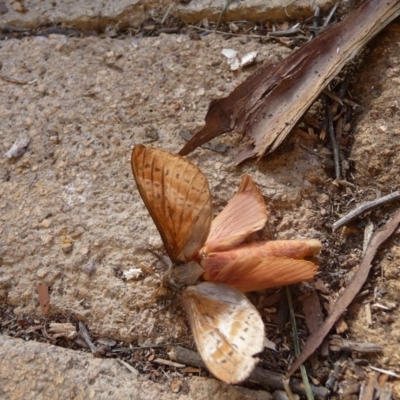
xmin=0 ymin=0 xmax=336 ymax=29
xmin=174 ymin=0 xmax=336 ymax=24
xmin=0 ymin=336 xmax=271 ymax=400
xmin=1 ymin=1 xmax=400 ymax=399
xmin=0 ymin=30 xmax=329 ymax=343
xmin=1 ymin=0 xmax=170 ymax=29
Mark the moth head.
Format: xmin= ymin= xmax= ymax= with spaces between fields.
xmin=162 ymin=261 xmax=205 ymax=291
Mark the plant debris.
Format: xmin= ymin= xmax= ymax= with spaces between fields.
xmin=288 ymin=209 xmax=400 ymax=376
xmin=179 ymin=0 xmax=400 ymax=163
xmin=37 ymin=284 xmax=50 ymax=315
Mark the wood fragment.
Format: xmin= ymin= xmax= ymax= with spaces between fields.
xmin=117 ymin=359 xmax=140 ymax=376
xmin=369 ymin=366 xmax=400 ymax=379
xmin=365 ymin=303 xmax=372 ymax=326
xmin=49 ymin=322 xmax=77 ymax=339
xmin=334 ymin=316 xmax=348 ymax=334
xmin=179 ymin=0 xmax=400 ymax=163
xmin=152 ymin=358 xmax=185 ymax=368
xmin=361 ymin=372 xmax=378 ymax=400
xmin=37 ymin=284 xmax=50 ymax=315
xmin=329 ymin=336 xmax=382 ymax=353
xmin=333 ymin=191 xmax=400 ymax=230
xmin=363 ymin=221 xmax=375 ymax=255
xmin=378 ymin=384 xmax=393 ymax=400
xmin=314 ymin=279 xmax=329 ymax=295
xmin=78 ymin=321 xmax=99 ymax=355
xmin=288 ymin=209 xmax=400 ymax=376
xmin=25 ymin=324 xmax=44 ymax=333
xmin=181 ymin=366 xmax=200 ymax=374
xmin=179 ymin=131 xmax=229 ymax=153
xmin=169 ymin=346 xmax=329 ymax=399
xmin=323 ymin=2 xmax=339 ymax=27
xmin=268 ymin=23 xmax=301 ymax=37
xmin=301 ymin=291 xmax=324 ymax=334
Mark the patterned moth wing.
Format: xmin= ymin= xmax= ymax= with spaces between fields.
xmin=182 ymin=282 xmax=265 ymax=384
xmin=202 ymin=174 xmax=268 ymax=254
xmin=131 ymin=145 xmax=212 ymax=262
xmin=202 ymin=254 xmax=319 ymax=292
xmin=202 ymin=239 xmax=321 ymax=292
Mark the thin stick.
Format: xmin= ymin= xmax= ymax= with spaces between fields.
xmin=286 ymin=286 xmax=314 ymax=400
xmin=323 ymin=3 xmax=339 ymax=26
xmin=117 ymin=359 xmax=140 ymax=376
xmin=161 ymin=3 xmax=174 ymax=25
xmin=332 ymin=191 xmax=400 ymax=230
xmin=325 ymin=98 xmax=341 ymax=180
xmin=112 ymin=343 xmax=182 ymax=353
xmin=288 ymin=209 xmax=400 ymax=376
xmin=78 ymin=322 xmax=98 ymax=355
xmin=189 ymin=24 xmax=266 ymax=38
xmin=169 ymin=346 xmax=329 ymax=399
xmin=215 ymin=0 xmax=230 ymax=31
xmin=369 ymin=366 xmax=400 ymax=378
xmin=329 ymin=336 xmax=382 ymax=353
xmin=268 ymin=23 xmax=301 ymax=37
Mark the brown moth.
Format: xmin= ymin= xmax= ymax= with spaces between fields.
xmin=131 ymin=144 xmax=320 ymax=383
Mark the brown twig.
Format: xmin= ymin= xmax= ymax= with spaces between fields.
xmin=329 ymin=336 xmax=382 ymax=353
xmin=288 ymin=209 xmax=400 ymax=376
xmin=188 ymin=24 xmax=273 ymax=39
xmin=78 ymin=321 xmax=99 ymax=355
xmin=325 ymin=97 xmax=341 ymax=180
xmin=332 ymin=191 xmax=400 ymax=230
xmin=215 ymin=0 xmax=230 ymax=32
xmin=169 ymin=346 xmax=329 ymax=399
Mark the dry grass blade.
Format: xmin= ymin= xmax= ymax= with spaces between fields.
xmin=286 ymin=286 xmax=314 ymax=400
xmin=288 ymin=209 xmax=400 ymax=376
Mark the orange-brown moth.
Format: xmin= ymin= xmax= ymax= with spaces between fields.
xmin=131 ymin=144 xmax=320 ymax=384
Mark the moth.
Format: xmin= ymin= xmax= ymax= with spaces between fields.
xmin=131 ymin=144 xmax=320 ymax=384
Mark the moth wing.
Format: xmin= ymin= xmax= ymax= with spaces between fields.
xmin=131 ymin=145 xmax=212 ymax=262
xmin=248 ymin=239 xmax=322 ymax=259
xmin=202 ymin=253 xmax=318 ymax=292
xmin=182 ymin=282 xmax=265 ymax=384
xmin=203 ymin=175 xmax=267 ymax=254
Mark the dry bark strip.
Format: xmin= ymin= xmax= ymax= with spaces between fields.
xmin=288 ymin=209 xmax=400 ymax=376
xmin=179 ymin=0 xmax=400 ymax=163
xmin=37 ymin=283 xmax=50 ymax=315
